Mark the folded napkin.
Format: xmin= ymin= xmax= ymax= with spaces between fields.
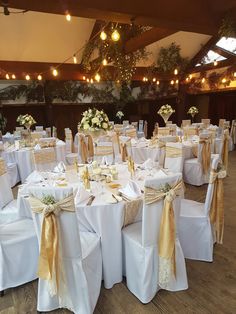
xmin=119 ymin=180 xmax=142 ymax=200
xmin=34 ymin=144 xmax=41 ymax=150
xmin=142 ymin=158 xmax=154 ymax=170
xmin=53 ymin=161 xmax=66 ymax=173
xmin=26 ymin=170 xmax=44 ymax=183
xmin=102 ymin=193 xmax=119 ymax=204
xmin=75 ymin=185 xmax=92 ymax=205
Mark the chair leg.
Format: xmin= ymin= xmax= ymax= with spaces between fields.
xmin=0 ymin=290 xmax=4 ymax=297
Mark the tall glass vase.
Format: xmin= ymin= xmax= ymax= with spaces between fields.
xmin=190 ymin=113 xmax=196 ymax=124
xmin=159 ymin=113 xmax=172 ymax=126
xmin=24 ymin=124 xmax=32 ymax=147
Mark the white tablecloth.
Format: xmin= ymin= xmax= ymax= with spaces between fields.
xmin=17 ymin=163 xmax=169 ymax=288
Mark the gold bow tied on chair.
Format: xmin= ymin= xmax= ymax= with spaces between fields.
xmin=199 ymin=138 xmax=211 ymax=174
xmin=209 ymin=167 xmax=226 ymax=244
xmin=28 ymin=194 xmax=75 ymax=297
xmin=222 ymin=132 xmax=230 ymax=173
xmin=145 ymin=180 xmax=184 ymax=287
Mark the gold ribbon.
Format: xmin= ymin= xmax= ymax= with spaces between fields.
xmin=126 ymin=128 xmax=137 ymax=138
xmin=209 ymin=168 xmax=226 ymax=244
xmin=28 ymin=194 xmax=75 ymax=296
xmin=165 ymin=146 xmax=182 ymax=158
xmin=79 ymin=135 xmax=88 ymax=163
xmin=128 ymin=156 xmax=135 ymax=177
xmin=222 ymin=131 xmax=230 ymax=172
xmin=144 ymin=121 xmax=148 ymax=138
xmin=144 ymin=180 xmax=183 ymax=286
xmin=86 ymin=134 xmax=94 ymax=158
xmin=33 ymin=149 xmax=56 ymax=165
xmin=0 ymin=158 xmax=7 ymax=176
xmin=158 ymin=128 xmax=170 ymax=136
xmin=115 ymin=131 xmax=121 ymax=153
xmin=81 ymin=166 xmax=90 ymax=190
xmin=199 ymin=139 xmax=211 ymax=174
xmin=121 ymin=143 xmax=128 ymax=162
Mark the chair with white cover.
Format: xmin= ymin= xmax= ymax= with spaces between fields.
xmin=75 ymin=133 xmax=94 ymax=164
xmin=15 ymin=127 xmax=24 ymax=132
xmin=125 ymin=127 xmax=137 ymax=138
xmin=122 ymin=173 xmax=188 ymax=303
xmin=230 ymin=119 xmax=236 ymax=145
xmin=33 ymin=147 xmax=57 ymax=172
xmin=182 ymin=120 xmax=191 ymax=127
xmin=94 ymin=141 xmax=114 ymax=164
xmin=64 ymin=130 xmax=78 ymax=165
xmin=183 ymin=126 xmax=198 ymax=139
xmin=35 ymin=126 xmax=44 ymax=131
xmin=52 ymin=126 xmax=57 ymax=138
xmin=123 ymin=120 xmax=129 ymax=128
xmin=164 ymin=143 xmax=184 ymax=173
xmin=201 ymin=119 xmax=211 ymax=128
xmin=183 ymin=135 xmax=212 ymax=186
xmin=45 ymin=127 xmax=51 ymax=138
xmin=0 ymin=158 xmax=20 ymax=225
xmin=138 ymin=120 xmax=144 ymax=132
xmin=27 ymin=186 xmax=102 ymax=313
xmin=0 ymin=218 xmax=38 ymax=295
xmin=178 ymin=156 xmax=224 ymax=261
xmin=158 ymin=127 xmax=170 ymax=136
xmin=119 ymin=136 xmax=132 ymax=162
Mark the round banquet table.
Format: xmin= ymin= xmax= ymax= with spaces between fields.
xmin=2 ymin=141 xmax=66 ymax=183
xmin=16 ymin=163 xmax=170 ymax=288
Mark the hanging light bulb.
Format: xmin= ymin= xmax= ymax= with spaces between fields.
xmin=5 ymin=73 xmax=10 ymax=80
xmin=86 ymin=78 xmax=89 ymax=82
xmin=52 ymin=69 xmax=58 ymax=77
xmin=201 ymin=77 xmax=205 ymax=83
xmin=234 ymin=72 xmax=236 ymax=78
xmin=12 ymin=74 xmax=16 ymax=79
xmin=37 ymin=74 xmax=42 ymax=81
xmin=189 ymin=74 xmax=193 ymax=79
xmin=73 ymin=54 xmax=77 ymax=64
xmin=111 ymin=29 xmax=120 ymax=41
xmin=186 ymin=77 xmax=189 ymax=82
xmin=152 ymin=78 xmax=156 ymax=82
xmin=95 ymin=73 xmax=101 ymax=82
xmin=222 ymin=78 xmax=227 ymax=83
xmin=174 ymin=68 xmax=178 ymax=75
xmin=102 ymin=58 xmax=108 ymax=66
xmin=25 ymin=74 xmax=30 ymax=81
xmin=100 ymin=31 xmax=107 ymax=40
xmin=90 ymin=78 xmax=94 ymax=84
xmin=214 ymin=60 xmax=218 ymax=66
xmin=156 ymin=80 xmax=160 ymax=85
xmin=82 ymin=76 xmax=86 ymax=80
xmin=175 ymin=79 xmax=179 ymax=84
xmin=170 ymin=80 xmax=175 ymax=85
xmin=66 ymin=13 xmax=71 ymax=21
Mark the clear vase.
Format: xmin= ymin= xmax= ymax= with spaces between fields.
xmin=160 ymin=113 xmax=172 ymax=126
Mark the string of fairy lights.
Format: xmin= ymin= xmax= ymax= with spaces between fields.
xmin=0 ymin=13 xmax=120 ymax=82
xmin=0 ymin=11 xmax=236 ymax=86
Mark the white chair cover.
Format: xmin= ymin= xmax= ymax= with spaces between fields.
xmin=0 ymin=218 xmax=38 ymax=291
xmin=178 ymin=156 xmax=221 ymax=261
xmin=35 ymin=126 xmax=44 ymax=131
xmin=122 ymin=173 xmax=188 ymax=303
xmin=28 ymin=186 xmax=102 ymax=313
xmin=33 ymin=147 xmax=57 ymax=172
xmin=94 ymin=141 xmax=114 ymax=164
xmin=164 ymin=143 xmax=184 ymax=173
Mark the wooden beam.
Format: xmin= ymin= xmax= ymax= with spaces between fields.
xmin=125 ymin=28 xmax=177 ymax=53
xmin=189 ymin=58 xmax=236 ymax=73
xmin=212 ymin=46 xmax=236 ymax=60
xmin=187 ymin=36 xmax=220 ymax=69
xmin=7 ymin=0 xmax=225 ymax=35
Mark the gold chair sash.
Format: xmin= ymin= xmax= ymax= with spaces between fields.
xmin=121 ymin=143 xmax=128 ymax=162
xmin=28 ymin=194 xmax=75 ymax=296
xmin=0 ymin=158 xmax=7 ymax=176
xmin=199 ymin=139 xmax=211 ymax=174
xmin=79 ymin=135 xmax=88 ymax=163
xmin=222 ymin=132 xmax=230 ymax=172
xmin=33 ymin=149 xmax=56 ymax=165
xmin=144 ymin=180 xmax=184 ymax=286
xmin=144 ymin=121 xmax=148 ymax=138
xmin=85 ymin=134 xmax=94 ymax=158
xmin=209 ymin=168 xmax=226 ymax=244
xmin=95 ymin=145 xmax=114 ymax=156
xmin=165 ymin=146 xmax=182 ymax=158
xmin=115 ymin=131 xmax=121 ymax=153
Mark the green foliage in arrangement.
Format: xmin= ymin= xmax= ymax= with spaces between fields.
xmin=0 ymin=113 xmax=7 ymax=131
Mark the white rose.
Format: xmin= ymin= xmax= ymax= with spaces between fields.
xmin=92 ymin=117 xmax=99 ymax=124
xmin=102 ymin=122 xmax=108 ymax=129
xmin=84 ymin=123 xmax=89 ymax=130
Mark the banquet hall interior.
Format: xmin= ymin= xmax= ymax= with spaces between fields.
xmin=0 ymin=1 xmax=236 ymax=313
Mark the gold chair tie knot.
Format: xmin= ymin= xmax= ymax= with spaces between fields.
xmin=165 ymin=189 xmax=176 ymax=203
xmin=43 ymin=203 xmax=61 ymax=217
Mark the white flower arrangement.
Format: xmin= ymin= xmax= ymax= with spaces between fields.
xmin=16 ymin=114 xmax=36 ymax=128
xmin=78 ymin=108 xmax=111 ymax=131
xmin=158 ymin=104 xmax=175 ymax=116
xmin=187 ymin=106 xmax=199 ymax=115
xmin=116 ymin=111 xmax=124 ymax=120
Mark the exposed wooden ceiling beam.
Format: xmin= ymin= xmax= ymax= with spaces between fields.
xmin=188 ymin=58 xmax=236 ymax=73
xmin=212 ymin=46 xmax=236 ymax=60
xmin=187 ymin=36 xmax=220 ymax=70
xmin=125 ymin=28 xmax=177 ymax=53
xmin=7 ymin=0 xmax=231 ymax=35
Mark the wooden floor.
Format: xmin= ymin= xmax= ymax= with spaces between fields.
xmin=1 ymin=152 xmax=236 ymax=314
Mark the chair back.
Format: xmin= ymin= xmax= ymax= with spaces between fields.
xmin=15 ymin=127 xmax=24 ymax=132
xmin=94 ymin=142 xmax=114 ymax=164
xmin=35 ymin=126 xmax=44 ymax=131
xmin=45 ymin=127 xmax=51 ymax=137
xmin=230 ymin=120 xmax=236 ymax=144
xmin=125 ymin=127 xmax=137 ymax=138
xmin=65 ymin=129 xmax=73 ymax=154
xmin=33 ymin=148 xmax=57 ymax=171
xmin=142 ymin=173 xmax=182 ymax=247
xmin=0 ymin=158 xmax=13 ymax=209
xmin=158 ymin=127 xmax=170 ymax=136
xmin=131 ymin=122 xmax=138 ymax=129
xmin=138 ymin=120 xmax=144 ymax=132
xmin=201 ymin=119 xmax=211 ymax=128
xmin=52 ymin=126 xmax=57 ymax=138
xmin=182 ymin=120 xmax=191 ymax=127
xmin=164 ymin=143 xmax=184 ymax=173
xmin=219 ymin=119 xmax=225 ymax=128
xmin=123 ymin=120 xmax=129 ymax=128
xmin=183 ymin=126 xmax=198 ymax=138
xmin=31 ymin=132 xmax=43 ymax=141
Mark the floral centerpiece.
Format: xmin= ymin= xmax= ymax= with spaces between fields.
xmin=157 ymin=104 xmax=175 ymax=125
xmin=187 ymin=106 xmax=198 ymax=119
xmin=116 ymin=110 xmax=124 ymax=122
xmin=78 ymin=108 xmax=111 ymax=137
xmin=16 ymin=114 xmax=36 ymax=130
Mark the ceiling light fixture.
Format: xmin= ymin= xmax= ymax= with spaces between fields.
xmin=100 ymin=31 xmax=107 ymax=41
xmin=111 ymin=29 xmax=120 ymax=41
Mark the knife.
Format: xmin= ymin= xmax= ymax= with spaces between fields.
xmin=86 ymin=195 xmax=95 ymax=205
